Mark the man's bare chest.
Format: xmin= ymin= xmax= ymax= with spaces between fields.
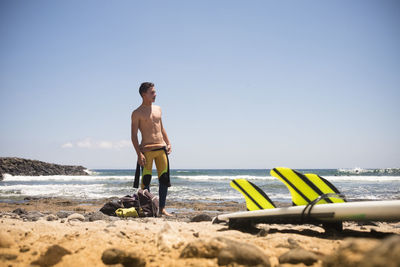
xmin=139 ymin=111 xmax=161 ymax=125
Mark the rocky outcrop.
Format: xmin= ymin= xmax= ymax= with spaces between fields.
xmin=0 ymin=157 xmax=88 ymax=179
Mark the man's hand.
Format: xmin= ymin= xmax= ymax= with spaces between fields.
xmin=138 ymin=152 xmax=146 ymax=166
xmin=166 ymin=144 xmax=172 ymax=154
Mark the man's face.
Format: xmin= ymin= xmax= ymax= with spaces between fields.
xmin=143 ymin=87 xmax=156 ymax=102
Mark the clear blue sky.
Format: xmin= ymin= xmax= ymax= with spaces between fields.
xmin=1 ymin=0 xmax=399 ymax=169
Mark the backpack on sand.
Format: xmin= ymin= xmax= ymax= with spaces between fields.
xmin=100 ymin=189 xmax=159 ymax=217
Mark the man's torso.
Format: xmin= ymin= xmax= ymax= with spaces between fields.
xmin=134 ymin=105 xmax=165 ymax=152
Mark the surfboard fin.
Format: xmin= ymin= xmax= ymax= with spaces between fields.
xmin=230 ymin=179 xmax=276 ymax=211
xmin=270 ymin=167 xmax=346 ymax=206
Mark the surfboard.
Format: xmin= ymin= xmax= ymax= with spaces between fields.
xmin=216 ymin=200 xmax=400 ymax=224
xmin=216 ymin=168 xmax=400 ymax=229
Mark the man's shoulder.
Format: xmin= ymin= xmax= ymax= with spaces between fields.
xmin=132 ymin=106 xmax=144 ymax=117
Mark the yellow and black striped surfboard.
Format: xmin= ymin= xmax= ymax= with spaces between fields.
xmin=270 ymin=167 xmax=346 ymax=206
xmin=230 ymin=179 xmax=276 ymax=211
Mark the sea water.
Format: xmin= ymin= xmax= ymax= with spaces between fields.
xmin=0 ymin=168 xmax=399 ymax=203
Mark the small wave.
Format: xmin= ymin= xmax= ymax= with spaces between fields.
xmin=174 ymin=175 xmax=274 ymax=181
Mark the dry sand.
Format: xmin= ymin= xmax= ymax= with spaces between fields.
xmin=0 ymin=198 xmax=399 ymax=267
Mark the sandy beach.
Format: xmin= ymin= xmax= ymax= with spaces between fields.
xmin=1 ymin=198 xmax=399 ymax=267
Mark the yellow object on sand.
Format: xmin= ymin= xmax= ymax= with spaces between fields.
xmin=115 ymin=207 xmax=139 ymax=218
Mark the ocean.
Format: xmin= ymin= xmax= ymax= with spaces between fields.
xmin=1 ymin=168 xmax=400 ymax=204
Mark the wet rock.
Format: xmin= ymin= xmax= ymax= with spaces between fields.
xmin=0 ymin=231 xmax=15 ymax=248
xmin=0 ymin=253 xmax=18 ymax=260
xmin=12 ymin=208 xmax=28 ymax=215
xmin=23 ymin=211 xmax=44 ymax=222
xmin=46 ymin=214 xmax=58 ymax=221
xmin=101 ymin=248 xmax=146 ymax=267
xmin=157 ymin=223 xmax=184 ymax=252
xmin=31 ymin=245 xmax=71 ymax=267
xmin=190 ymin=214 xmax=212 ymax=222
xmin=56 ymin=211 xmax=73 ymax=219
xmin=180 ymin=237 xmax=270 ymax=266
xmin=67 ymin=213 xmax=85 ymax=222
xmin=88 ymin=211 xmax=109 ymax=222
xmin=279 ymin=248 xmax=319 ymax=266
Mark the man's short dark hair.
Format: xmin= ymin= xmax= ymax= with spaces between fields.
xmin=139 ymin=82 xmax=154 ymax=97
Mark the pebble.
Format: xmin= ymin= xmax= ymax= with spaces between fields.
xmin=12 ymin=208 xmax=28 ymax=215
xmin=20 ymin=245 xmax=30 ymax=252
xmin=67 ymin=213 xmax=85 ymax=222
xmin=101 ymin=248 xmax=146 ymax=267
xmin=0 ymin=253 xmax=18 ymax=261
xmin=31 ymin=245 xmax=71 ymax=267
xmin=88 ymin=211 xmax=110 ymax=222
xmin=22 ymin=211 xmax=44 ymax=222
xmin=180 ymin=236 xmax=271 ymax=266
xmin=46 ymin=214 xmax=58 ymax=221
xmin=279 ymin=247 xmax=319 ymax=266
xmin=190 ymin=214 xmax=212 ymax=222
xmin=56 ymin=211 xmax=73 ymax=219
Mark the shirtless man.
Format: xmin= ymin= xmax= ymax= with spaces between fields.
xmin=131 ymin=82 xmax=172 ymax=216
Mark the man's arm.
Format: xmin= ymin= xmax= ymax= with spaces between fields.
xmin=160 ymin=118 xmax=171 ymax=154
xmin=131 ymin=111 xmax=146 ymax=166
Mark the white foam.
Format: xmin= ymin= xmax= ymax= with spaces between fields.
xmin=1 ymin=175 xmax=135 ymax=182
xmin=174 ymin=175 xmax=274 ymax=181
xmin=0 ymin=183 xmax=116 ymax=199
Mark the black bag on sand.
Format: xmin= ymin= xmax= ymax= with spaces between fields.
xmin=99 ymin=190 xmax=159 ymax=217
xmin=99 ymin=195 xmax=139 ymax=216
xmin=137 ymin=189 xmax=159 ymax=217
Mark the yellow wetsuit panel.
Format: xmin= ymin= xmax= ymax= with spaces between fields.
xmin=141 ymin=149 xmax=168 ymax=189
